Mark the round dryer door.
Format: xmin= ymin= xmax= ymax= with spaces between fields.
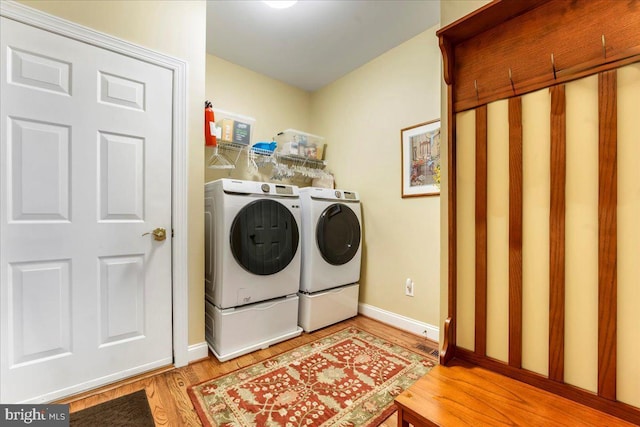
xmin=230 ymin=199 xmax=299 ymax=275
xmin=316 ymin=203 xmax=361 ymax=265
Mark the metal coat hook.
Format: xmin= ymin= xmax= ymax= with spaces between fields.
xmin=602 ymin=34 xmax=606 ymax=58
xmin=474 ymin=79 xmax=479 ymax=99
xmin=551 ymin=53 xmax=557 ymax=79
xmin=509 ymin=68 xmax=515 ymax=93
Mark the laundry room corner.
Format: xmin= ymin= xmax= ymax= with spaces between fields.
xmin=204 ymin=54 xmax=313 ymax=186
xmin=309 ymin=26 xmax=442 ymax=335
xmin=205 ymin=21 xmax=442 ymax=338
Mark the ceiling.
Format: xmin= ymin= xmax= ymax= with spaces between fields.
xmin=206 ymin=0 xmax=440 ymax=92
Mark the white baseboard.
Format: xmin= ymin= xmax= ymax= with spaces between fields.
xmin=187 ymin=342 xmax=209 ymax=363
xmin=358 ymin=303 xmax=439 ymax=343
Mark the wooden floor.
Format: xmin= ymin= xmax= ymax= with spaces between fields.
xmin=57 ymin=315 xmax=439 ymax=426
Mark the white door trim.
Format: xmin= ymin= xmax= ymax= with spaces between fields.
xmin=0 ymin=0 xmax=189 ymax=369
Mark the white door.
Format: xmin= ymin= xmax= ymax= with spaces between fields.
xmin=0 ymin=17 xmax=173 ymax=403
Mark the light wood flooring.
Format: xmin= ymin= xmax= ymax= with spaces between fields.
xmin=58 ymin=315 xmax=439 ymax=426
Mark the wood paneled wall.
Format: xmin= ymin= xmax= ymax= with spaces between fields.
xmin=438 ymin=0 xmax=640 ymax=424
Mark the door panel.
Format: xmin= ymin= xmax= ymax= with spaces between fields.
xmin=1 ymin=17 xmax=173 ymax=403
xmin=9 ymin=118 xmax=70 ymax=221
xmin=10 ymin=260 xmax=71 ymax=365
xmin=98 ymin=132 xmax=145 ymax=221
xmin=98 ymin=255 xmax=145 ymax=345
xmin=8 ymin=46 xmax=71 ymax=95
xmin=98 ymin=71 xmax=145 ymax=111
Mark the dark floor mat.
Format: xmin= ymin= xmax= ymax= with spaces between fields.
xmin=70 ymin=389 xmax=154 ymax=427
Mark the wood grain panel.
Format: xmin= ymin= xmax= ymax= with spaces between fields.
xmin=445 ymin=84 xmax=458 ymax=365
xmin=474 ymin=105 xmax=487 ymax=357
xmin=597 ymin=70 xmax=617 ymax=401
xmin=508 ymin=97 xmax=523 ymax=368
xmin=437 ymin=0 xmax=551 ymax=49
xmin=439 ymin=0 xmax=640 ymax=422
xmin=438 ymin=0 xmax=640 ymax=112
xmin=548 ymin=84 xmax=566 ymax=382
xmin=396 ymin=359 xmax=639 ymax=427
xmin=456 ymin=348 xmax=640 ymax=425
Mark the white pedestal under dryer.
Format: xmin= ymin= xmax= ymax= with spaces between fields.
xmin=298 ymin=187 xmax=362 ymax=332
xmin=204 ymin=179 xmax=302 ymax=361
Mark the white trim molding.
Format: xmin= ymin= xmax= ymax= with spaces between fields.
xmin=358 ymin=303 xmax=439 ymax=342
xmin=0 ymin=0 xmax=189 ymax=367
xmin=188 ymin=342 xmax=210 ymax=364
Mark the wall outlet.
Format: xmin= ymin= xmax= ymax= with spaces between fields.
xmin=405 ymin=278 xmax=414 ymax=297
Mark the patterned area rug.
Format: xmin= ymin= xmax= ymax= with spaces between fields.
xmin=188 ymin=327 xmax=435 ymax=427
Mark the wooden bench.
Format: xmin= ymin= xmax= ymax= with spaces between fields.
xmin=395 ymin=360 xmax=634 ymax=427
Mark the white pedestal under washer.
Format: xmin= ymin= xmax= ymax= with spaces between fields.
xmin=298 ymin=187 xmax=362 ymax=332
xmin=204 ymin=178 xmax=302 ymax=360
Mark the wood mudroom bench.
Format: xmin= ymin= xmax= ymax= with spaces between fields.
xmin=394 ymin=359 xmax=634 ymax=427
xmin=418 ymin=0 xmax=640 ymax=425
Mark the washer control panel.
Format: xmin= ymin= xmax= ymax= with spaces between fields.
xmin=275 ymin=185 xmax=294 ymax=195
xmin=216 ymin=179 xmax=300 ymax=197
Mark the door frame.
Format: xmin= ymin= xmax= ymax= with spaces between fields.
xmin=0 ymin=0 xmax=189 ymax=371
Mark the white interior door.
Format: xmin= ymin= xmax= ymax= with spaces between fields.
xmin=0 ymin=16 xmax=173 ymax=403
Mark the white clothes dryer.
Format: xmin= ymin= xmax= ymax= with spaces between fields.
xmin=205 ymin=178 xmax=302 ymax=309
xmin=204 ymin=179 xmax=302 ymax=360
xmin=299 ymin=187 xmax=362 ymax=293
xmin=298 ymin=187 xmax=362 ymax=332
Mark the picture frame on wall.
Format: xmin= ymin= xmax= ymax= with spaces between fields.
xmin=401 ymin=119 xmax=441 ymax=198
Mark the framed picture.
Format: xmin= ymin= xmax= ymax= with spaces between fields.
xmin=401 ymin=119 xmax=441 ymax=197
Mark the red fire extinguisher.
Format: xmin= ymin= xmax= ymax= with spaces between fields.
xmin=205 ymin=101 xmax=216 ymax=147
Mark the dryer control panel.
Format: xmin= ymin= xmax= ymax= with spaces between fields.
xmin=301 ymin=187 xmax=360 ymax=202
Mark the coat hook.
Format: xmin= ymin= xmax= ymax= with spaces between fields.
xmin=509 ymin=68 xmax=515 ymax=93
xmin=474 ymin=79 xmax=479 ymax=99
xmin=551 ymin=53 xmax=557 ymax=79
xmin=602 ymin=34 xmax=606 ymax=58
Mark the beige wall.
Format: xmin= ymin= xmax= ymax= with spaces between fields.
xmin=310 ymin=27 xmax=442 ymax=327
xmin=617 ymin=63 xmax=640 ymax=408
xmin=204 ymin=55 xmax=312 ymax=184
xmin=19 ymin=0 xmax=208 ymax=346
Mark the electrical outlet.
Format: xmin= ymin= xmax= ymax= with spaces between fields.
xmin=405 ymin=278 xmax=414 ymax=297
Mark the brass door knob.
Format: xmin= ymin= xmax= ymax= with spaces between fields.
xmin=142 ymin=227 xmax=167 ymax=241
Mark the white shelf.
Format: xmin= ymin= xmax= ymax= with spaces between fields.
xmin=208 ymin=140 xmax=328 ymax=177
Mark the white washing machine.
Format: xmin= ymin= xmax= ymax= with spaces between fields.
xmin=204 ymin=179 xmax=302 ymax=361
xmin=298 ymin=187 xmax=362 ymax=332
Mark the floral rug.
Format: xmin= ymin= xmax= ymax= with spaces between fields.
xmin=188 ymin=327 xmax=435 ymax=427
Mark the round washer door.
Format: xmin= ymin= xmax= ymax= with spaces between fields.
xmin=230 ymin=199 xmax=299 ymax=275
xmin=316 ymin=203 xmax=361 ymax=265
